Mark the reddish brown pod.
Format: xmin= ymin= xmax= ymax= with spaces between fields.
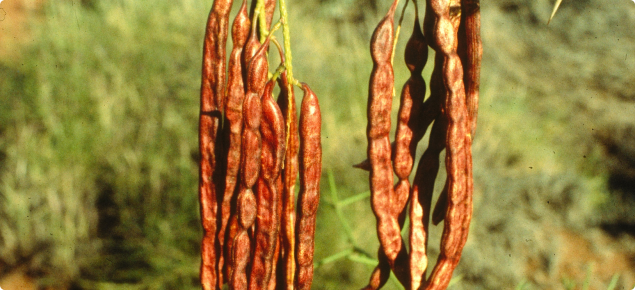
xmin=249 ymin=81 xmax=286 ymax=290
xmin=199 ymin=0 xmax=233 ymax=289
xmin=392 ymin=13 xmax=431 ymax=290
xmin=218 ymin=1 xmax=250 ymax=286
xmin=295 ymin=83 xmax=322 ymax=290
xmin=460 ymin=0 xmax=482 ymax=137
xmin=424 ymin=0 xmax=473 ymax=288
xmin=231 ymin=36 xmax=271 ymax=290
xmin=365 ymin=0 xmax=411 ymax=286
xmin=277 ymin=70 xmax=299 ymax=290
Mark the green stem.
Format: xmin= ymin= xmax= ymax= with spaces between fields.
xmin=314 ymin=248 xmax=354 ymax=268
xmin=278 ymin=0 xmax=294 ymax=84
xmin=256 ymin=0 xmax=268 ymax=42
xmin=328 ymin=170 xmax=357 ymax=246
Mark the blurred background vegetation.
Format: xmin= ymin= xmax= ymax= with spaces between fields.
xmin=1 ymin=0 xmax=634 ymax=289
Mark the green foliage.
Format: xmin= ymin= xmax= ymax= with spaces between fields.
xmin=1 ymin=0 xmax=207 ymax=288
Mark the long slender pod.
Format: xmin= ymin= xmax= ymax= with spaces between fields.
xmin=295 ymin=83 xmax=322 ymax=290
xmin=425 ymin=0 xmax=472 ymax=287
xmin=461 ymin=0 xmax=481 ymax=254
xmin=231 ymin=34 xmax=271 ymax=290
xmin=249 ymin=81 xmax=286 ymax=290
xmin=226 ymin=18 xmax=262 ymax=281
xmin=395 ymin=10 xmax=430 ymax=290
xmin=219 ymin=2 xmax=250 ymax=286
xmin=199 ymin=0 xmax=233 ymax=288
xmin=277 ymin=69 xmax=300 ymax=290
xmin=366 ymin=0 xmax=413 ymax=287
xmin=410 ymin=112 xmax=446 ymax=284
xmin=462 ymin=0 xmax=482 ymax=137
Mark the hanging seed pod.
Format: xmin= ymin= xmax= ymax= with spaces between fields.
xmin=249 ymin=81 xmax=286 ymax=290
xmin=277 ymin=69 xmax=300 ymax=290
xmin=365 ymin=0 xmax=411 ymax=286
xmin=231 ymin=35 xmax=270 ymax=290
xmin=295 ymin=83 xmax=322 ymax=290
xmin=424 ymin=0 xmax=472 ymax=288
xmin=393 ymin=13 xmax=430 ymax=290
xmin=199 ymin=0 xmax=233 ymax=289
xmin=218 ymin=2 xmax=250 ymax=286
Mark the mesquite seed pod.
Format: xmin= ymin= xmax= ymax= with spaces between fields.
xmin=295 ymin=83 xmax=322 ymax=290
xmin=393 ymin=14 xmax=430 ymax=290
xmin=219 ymin=1 xmax=250 ymax=286
xmin=231 ymin=39 xmax=269 ymax=289
xmin=366 ymin=0 xmax=411 ymax=287
xmin=199 ymin=0 xmax=233 ymax=289
xmin=277 ymin=70 xmax=300 ymax=290
xmin=250 ymin=80 xmax=286 ymax=290
xmin=411 ymin=114 xmax=447 ymax=280
xmin=243 ymin=23 xmax=261 ymax=85
xmin=425 ymin=0 xmax=472 ymax=288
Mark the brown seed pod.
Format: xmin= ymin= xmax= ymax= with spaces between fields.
xmin=249 ymin=81 xmax=286 ymax=290
xmin=218 ymin=2 xmax=250 ymax=286
xmin=295 ymin=83 xmax=322 ymax=290
xmin=366 ymin=0 xmax=411 ymax=287
xmin=410 ymin=114 xmax=446 ymax=283
xmin=231 ymin=36 xmax=270 ymax=290
xmin=277 ymin=69 xmax=300 ymax=290
xmin=232 ymin=230 xmax=252 ymax=290
xmin=424 ymin=0 xmax=472 ymax=288
xmin=392 ymin=13 xmax=430 ymax=290
xmin=461 ymin=0 xmax=482 ymax=137
xmin=199 ymin=0 xmax=233 ymax=289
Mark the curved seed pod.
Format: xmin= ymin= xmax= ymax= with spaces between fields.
xmin=232 ymin=230 xmax=252 ymax=290
xmin=425 ymin=0 xmax=472 ymax=288
xmin=250 ymin=81 xmax=286 ymax=290
xmin=277 ymin=69 xmax=299 ymax=290
xmin=390 ymin=14 xmax=431 ymax=290
xmin=200 ymin=0 xmax=233 ymax=114
xmin=242 ymin=23 xmax=261 ymax=86
xmin=199 ymin=0 xmax=233 ymax=288
xmin=219 ymin=2 xmax=250 ymax=285
xmin=250 ymin=177 xmax=279 ymax=290
xmin=295 ymin=83 xmax=322 ymax=290
xmin=268 ymin=235 xmax=281 ymax=290
xmin=231 ymin=37 xmax=270 ymax=290
xmin=410 ymin=114 xmax=446 ymax=283
xmin=360 ymin=250 xmax=390 ymax=290
xmin=461 ymin=0 xmax=482 ymax=137
xmin=461 ymin=0 xmax=480 ymax=249
xmin=366 ymin=0 xmax=411 ymax=287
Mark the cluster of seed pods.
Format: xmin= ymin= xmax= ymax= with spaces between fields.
xmin=358 ymin=0 xmax=481 ymax=289
xmin=198 ymin=0 xmax=322 ymax=289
